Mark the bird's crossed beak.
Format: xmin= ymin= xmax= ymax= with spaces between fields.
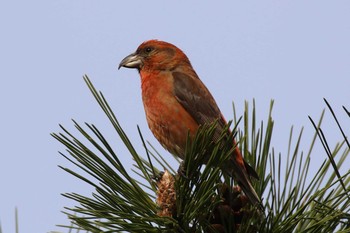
xmin=118 ymin=52 xmax=143 ymax=70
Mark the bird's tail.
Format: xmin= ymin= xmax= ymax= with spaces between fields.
xmin=236 ymin=172 xmax=263 ymax=210
xmin=225 ymin=149 xmax=263 ymax=210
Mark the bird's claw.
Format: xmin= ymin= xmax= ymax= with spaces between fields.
xmin=177 ymin=162 xmax=189 ymax=179
xmin=152 ymin=171 xmax=165 ymax=182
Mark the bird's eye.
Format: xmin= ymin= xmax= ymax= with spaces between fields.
xmin=145 ymin=47 xmax=153 ymax=53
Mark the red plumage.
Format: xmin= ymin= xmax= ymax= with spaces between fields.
xmin=119 ymin=40 xmax=261 ymax=207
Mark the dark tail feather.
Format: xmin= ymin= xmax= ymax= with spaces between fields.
xmin=244 ymin=160 xmax=259 ymax=180
xmin=237 ymin=175 xmax=263 ymax=210
xmin=225 ymin=158 xmax=263 ymax=210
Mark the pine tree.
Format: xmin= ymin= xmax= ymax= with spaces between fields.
xmin=52 ymin=76 xmax=350 ymax=233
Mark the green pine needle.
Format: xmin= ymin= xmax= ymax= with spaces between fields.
xmin=54 ymin=76 xmax=350 ymax=233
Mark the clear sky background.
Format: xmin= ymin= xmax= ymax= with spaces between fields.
xmin=1 ymin=1 xmax=349 ymax=232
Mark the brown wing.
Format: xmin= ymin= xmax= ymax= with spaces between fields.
xmin=172 ymin=71 xmax=225 ymax=128
xmin=172 ymin=71 xmax=260 ymax=180
xmin=172 ymin=71 xmax=261 ymax=207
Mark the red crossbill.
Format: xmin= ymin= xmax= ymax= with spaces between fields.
xmin=119 ymin=40 xmax=261 ymax=207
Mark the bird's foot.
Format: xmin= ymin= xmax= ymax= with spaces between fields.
xmin=177 ymin=162 xmax=189 ymax=179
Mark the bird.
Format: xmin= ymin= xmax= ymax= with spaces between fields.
xmin=118 ymin=39 xmax=261 ymax=207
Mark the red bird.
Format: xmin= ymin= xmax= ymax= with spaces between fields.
xmin=119 ymin=40 xmax=261 ymax=207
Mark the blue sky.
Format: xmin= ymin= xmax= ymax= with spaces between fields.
xmin=1 ymin=1 xmax=349 ymax=232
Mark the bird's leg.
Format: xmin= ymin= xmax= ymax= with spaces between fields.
xmin=152 ymin=171 xmax=165 ymax=182
xmin=177 ymin=161 xmax=189 ymax=179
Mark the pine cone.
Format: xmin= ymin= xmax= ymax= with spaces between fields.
xmin=156 ymin=170 xmax=176 ymax=217
xmin=209 ymin=184 xmax=251 ymax=232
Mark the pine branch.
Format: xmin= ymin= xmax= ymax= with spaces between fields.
xmin=54 ymin=76 xmax=350 ymax=233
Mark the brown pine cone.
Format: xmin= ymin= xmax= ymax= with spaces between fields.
xmin=156 ymin=170 xmax=176 ymax=217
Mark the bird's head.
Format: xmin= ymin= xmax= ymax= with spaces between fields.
xmin=118 ymin=40 xmax=191 ymax=72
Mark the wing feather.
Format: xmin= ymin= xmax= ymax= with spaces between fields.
xmin=172 ymin=71 xmax=260 ymax=180
xmin=172 ymin=71 xmax=225 ymax=128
